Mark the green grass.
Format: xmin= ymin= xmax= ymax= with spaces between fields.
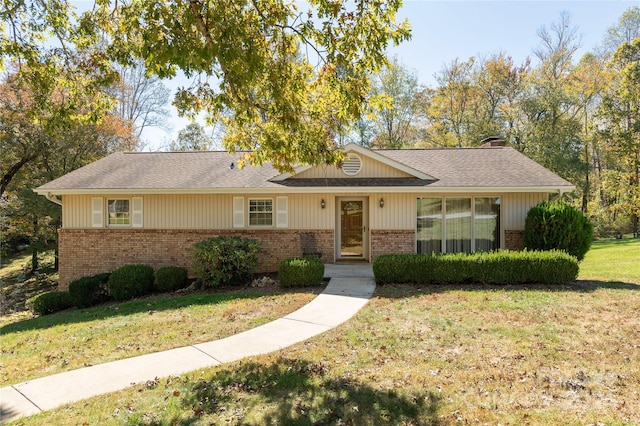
xmin=5 ymin=238 xmax=640 ymax=425
xmin=0 ymin=250 xmax=58 ymax=317
xmin=16 ymin=281 xmax=640 ymax=425
xmin=0 ymin=288 xmax=318 ymax=387
xmin=579 ymin=236 xmax=640 ymax=283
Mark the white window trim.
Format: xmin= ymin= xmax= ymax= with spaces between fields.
xmin=107 ymin=198 xmax=131 ymax=227
xmin=417 ymin=196 xmax=501 ymax=253
xmin=248 ymin=197 xmax=274 ymax=227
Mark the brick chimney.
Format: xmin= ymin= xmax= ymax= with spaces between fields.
xmin=481 ymin=136 xmax=506 ymax=147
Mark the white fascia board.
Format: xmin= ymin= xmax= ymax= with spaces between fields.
xmin=269 ymin=142 xmax=437 ymax=182
xmin=342 ymin=143 xmax=436 ymax=180
xmin=36 ymin=185 xmax=575 ymax=197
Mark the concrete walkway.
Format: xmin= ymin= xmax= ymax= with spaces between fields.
xmin=0 ymin=264 xmax=375 ymax=424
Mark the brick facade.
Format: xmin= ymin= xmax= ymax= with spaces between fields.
xmin=370 ymin=229 xmax=416 ymax=259
xmin=504 ymin=230 xmax=525 ymax=250
xmin=57 ymin=229 xmax=334 ymax=289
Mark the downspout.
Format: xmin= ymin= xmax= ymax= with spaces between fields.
xmin=45 ymin=192 xmax=62 ymax=206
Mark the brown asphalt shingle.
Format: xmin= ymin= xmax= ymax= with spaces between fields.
xmin=36 ymin=146 xmax=573 ymax=192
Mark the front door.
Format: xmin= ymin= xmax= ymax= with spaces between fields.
xmin=337 ymin=197 xmax=368 ymax=260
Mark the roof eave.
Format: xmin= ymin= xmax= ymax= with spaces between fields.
xmin=36 ymin=185 xmax=576 ymax=196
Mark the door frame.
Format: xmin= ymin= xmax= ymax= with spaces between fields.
xmin=335 ymin=196 xmax=369 ymax=261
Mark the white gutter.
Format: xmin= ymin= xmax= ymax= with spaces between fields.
xmin=44 ymin=192 xmax=63 ymax=206
xmin=35 ymin=185 xmax=576 ymax=196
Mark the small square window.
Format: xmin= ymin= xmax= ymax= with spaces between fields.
xmin=249 ymin=199 xmax=273 ymax=226
xmin=107 ymin=199 xmax=130 ymax=226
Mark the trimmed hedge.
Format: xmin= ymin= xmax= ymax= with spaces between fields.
xmin=373 ymin=250 xmax=579 ymax=285
xmin=524 ymin=200 xmax=593 ymax=261
xmin=68 ymin=272 xmax=111 ymax=308
xmin=155 ymin=266 xmax=189 ymax=292
xmin=108 ymin=264 xmax=155 ymax=301
xmin=190 ymin=236 xmax=261 ymax=287
xmin=29 ymin=291 xmax=74 ymax=315
xmin=278 ymin=257 xmax=325 ymax=287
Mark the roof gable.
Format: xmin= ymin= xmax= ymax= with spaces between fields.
xmin=270 ymin=143 xmax=436 ymax=181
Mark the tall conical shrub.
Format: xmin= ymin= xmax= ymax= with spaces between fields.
xmin=524 ymin=200 xmax=593 ymax=261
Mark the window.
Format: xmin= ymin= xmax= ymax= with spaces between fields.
xmin=417 ymin=197 xmax=442 ymax=254
xmin=107 ymin=199 xmax=130 ymax=226
xmin=445 ymin=197 xmax=472 ymax=253
xmin=249 ymin=199 xmax=273 ymax=226
xmin=417 ymin=196 xmax=500 ymax=254
xmin=475 ymin=197 xmax=501 ymax=251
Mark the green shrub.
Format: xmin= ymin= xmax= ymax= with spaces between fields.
xmin=373 ymin=250 xmax=579 ymax=285
xmin=155 ymin=266 xmax=189 ymax=292
xmin=68 ymin=272 xmax=111 ymax=308
xmin=108 ymin=264 xmax=155 ymax=301
xmin=524 ymin=200 xmax=594 ymax=261
xmin=28 ymin=291 xmax=74 ymax=315
xmin=190 ymin=236 xmax=261 ymax=287
xmin=278 ymin=257 xmax=325 ymax=287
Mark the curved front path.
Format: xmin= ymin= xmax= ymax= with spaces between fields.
xmin=0 ymin=264 xmax=375 ymax=424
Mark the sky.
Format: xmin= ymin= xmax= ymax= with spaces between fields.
xmin=126 ymin=0 xmax=638 ymax=149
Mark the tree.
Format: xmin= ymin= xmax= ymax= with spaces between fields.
xmin=111 ymin=60 xmax=171 ymax=142
xmin=91 ymin=0 xmax=410 ymax=171
xmin=519 ymin=13 xmax=586 ymax=188
xmin=0 ymin=1 xmax=117 ymax=198
xmin=168 ymin=123 xmax=215 ymax=151
xmin=367 ymin=56 xmax=426 ymax=148
xmin=427 ymin=57 xmax=478 ymax=147
xmin=601 ymin=6 xmax=640 ymax=57
xmin=598 ymin=37 xmax=640 ymax=236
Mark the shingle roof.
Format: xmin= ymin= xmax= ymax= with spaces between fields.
xmin=36 ymin=146 xmax=574 ymax=193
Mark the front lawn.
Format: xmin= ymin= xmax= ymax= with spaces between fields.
xmin=12 ymin=238 xmax=640 ymax=425
xmin=579 ymin=236 xmax=640 ymax=283
xmin=0 ymin=287 xmax=319 ymax=387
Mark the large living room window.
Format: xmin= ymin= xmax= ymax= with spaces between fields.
xmin=417 ymin=197 xmax=442 ymax=254
xmin=107 ymin=199 xmax=130 ymax=226
xmin=249 ymin=198 xmax=273 ymax=226
xmin=417 ymin=197 xmax=500 ymax=253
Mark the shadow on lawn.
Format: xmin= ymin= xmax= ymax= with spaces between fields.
xmin=0 ymin=287 xmax=309 ymax=335
xmin=165 ymin=357 xmax=441 ymax=425
xmin=374 ymin=280 xmax=640 ymax=299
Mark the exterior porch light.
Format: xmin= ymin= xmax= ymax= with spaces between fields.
xmin=379 ymin=198 xmax=384 ymax=208
xmin=321 ymin=199 xmax=326 ymax=209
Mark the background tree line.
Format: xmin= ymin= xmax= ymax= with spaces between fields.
xmin=357 ymin=9 xmax=640 ymax=238
xmin=1 ymin=2 xmax=638 ymax=274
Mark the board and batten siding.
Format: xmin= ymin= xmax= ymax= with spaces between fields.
xmin=501 ymin=193 xmax=548 ymax=230
xmin=62 ymin=192 xmax=549 ymax=235
xmin=294 ymin=154 xmax=412 ymax=179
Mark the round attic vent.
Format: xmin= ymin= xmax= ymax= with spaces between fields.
xmin=342 ymin=153 xmax=362 ymax=176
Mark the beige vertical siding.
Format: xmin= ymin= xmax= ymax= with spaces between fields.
xmin=61 ymin=191 xmax=551 ymax=234
xmin=502 ymin=193 xmax=548 ymax=230
xmin=294 ymin=155 xmax=411 ymax=179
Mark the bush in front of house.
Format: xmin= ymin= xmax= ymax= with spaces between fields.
xmin=68 ymin=272 xmax=111 ymax=308
xmin=524 ymin=200 xmax=593 ymax=261
xmin=373 ymin=250 xmax=579 ymax=285
xmin=278 ymin=257 xmax=325 ymax=287
xmin=28 ymin=291 xmax=74 ymax=315
xmin=190 ymin=236 xmax=261 ymax=287
xmin=155 ymin=266 xmax=189 ymax=292
xmin=108 ymin=264 xmax=155 ymax=301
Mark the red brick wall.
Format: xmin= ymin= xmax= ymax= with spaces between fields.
xmin=57 ymin=229 xmax=334 ymax=289
xmin=505 ymin=230 xmax=525 ymax=250
xmin=370 ymin=229 xmax=415 ymax=259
